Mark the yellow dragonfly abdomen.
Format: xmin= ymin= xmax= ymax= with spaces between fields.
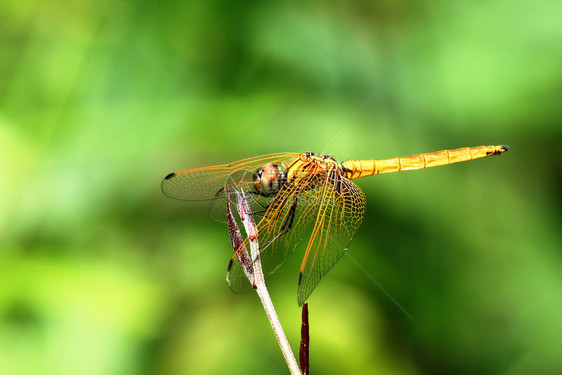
xmin=341 ymin=145 xmax=509 ymax=179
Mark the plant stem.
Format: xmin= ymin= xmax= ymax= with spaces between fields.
xmin=235 ymin=190 xmax=301 ymax=375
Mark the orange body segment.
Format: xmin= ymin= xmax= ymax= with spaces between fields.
xmin=341 ymin=145 xmax=508 ymax=180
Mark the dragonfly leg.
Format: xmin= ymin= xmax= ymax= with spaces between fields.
xmin=249 ymin=209 xmax=267 ymax=217
xmin=246 ymin=192 xmax=269 ymax=217
xmin=279 ymin=196 xmax=298 ymax=234
xmin=247 ymin=191 xmax=268 ymax=209
xmin=259 ymin=196 xmax=298 ymax=254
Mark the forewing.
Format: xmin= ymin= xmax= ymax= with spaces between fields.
xmin=207 ymin=169 xmax=265 ymax=223
xmin=161 ymin=153 xmax=300 ymax=201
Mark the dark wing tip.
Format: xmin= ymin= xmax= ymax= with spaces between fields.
xmin=498 ymin=145 xmax=510 ymax=153
xmin=164 ymin=172 xmax=176 ymax=180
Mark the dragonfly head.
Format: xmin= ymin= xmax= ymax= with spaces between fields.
xmin=253 ymin=162 xmax=286 ymax=196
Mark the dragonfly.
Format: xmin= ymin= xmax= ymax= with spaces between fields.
xmin=162 ymin=145 xmax=509 ymax=305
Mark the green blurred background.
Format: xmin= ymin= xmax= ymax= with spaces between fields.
xmin=2 ymin=1 xmax=561 ymax=374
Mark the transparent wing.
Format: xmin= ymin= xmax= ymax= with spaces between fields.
xmin=161 ymin=153 xmax=300 ymax=201
xmin=296 ymin=178 xmax=366 ymax=305
xmin=206 ymin=169 xmax=268 ymax=223
xmin=227 ymin=160 xmax=321 ymax=293
xmin=162 ymin=153 xmax=300 ymax=223
xmin=227 ymin=160 xmax=366 ymax=306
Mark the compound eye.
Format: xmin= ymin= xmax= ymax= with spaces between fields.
xmin=253 ymin=169 xmax=263 ymax=193
xmin=254 ymin=162 xmax=280 ymax=196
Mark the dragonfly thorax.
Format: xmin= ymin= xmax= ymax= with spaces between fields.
xmin=301 ymin=152 xmax=337 ymax=165
xmin=253 ymin=162 xmax=287 ymax=196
